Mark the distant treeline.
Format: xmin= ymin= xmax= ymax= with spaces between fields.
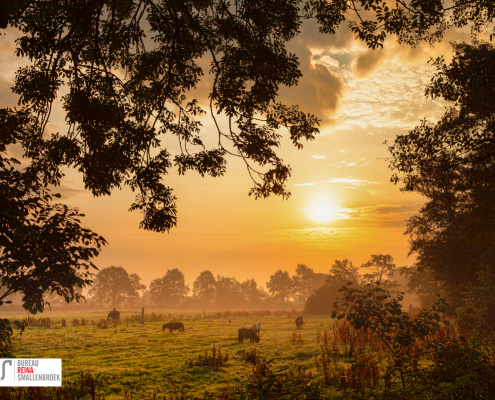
xmin=1 ymin=254 xmax=412 ymax=313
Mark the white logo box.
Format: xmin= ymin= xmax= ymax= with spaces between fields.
xmin=0 ymin=359 xmax=62 ymax=387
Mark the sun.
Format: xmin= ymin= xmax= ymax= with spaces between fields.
xmin=307 ymin=198 xmax=342 ymax=223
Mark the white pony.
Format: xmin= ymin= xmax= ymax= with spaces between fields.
xmin=250 ymin=323 xmax=261 ymax=336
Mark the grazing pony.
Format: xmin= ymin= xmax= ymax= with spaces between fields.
xmin=250 ymin=323 xmax=261 ymax=336
xmin=107 ymin=309 xmax=120 ymax=323
xmin=162 ymin=322 xmax=185 ymax=334
xmin=238 ymin=328 xmax=260 ymax=343
xmin=295 ymin=316 xmax=304 ymax=329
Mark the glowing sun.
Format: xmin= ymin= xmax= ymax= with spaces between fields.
xmin=307 ymin=199 xmax=342 ymax=223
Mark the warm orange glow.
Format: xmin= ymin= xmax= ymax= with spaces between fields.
xmin=0 ymin=21 xmax=448 ymax=288
xmin=306 ymin=197 xmax=343 ymax=223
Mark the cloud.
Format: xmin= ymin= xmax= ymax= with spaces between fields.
xmin=312 ymin=155 xmax=326 ymax=159
xmin=278 ymin=28 xmax=346 ymax=126
xmin=292 ymin=203 xmax=420 ymax=227
xmin=343 ymin=203 xmax=420 ymax=222
xmin=339 ymin=158 xmax=373 ymax=167
xmin=294 ymin=176 xmax=380 ymax=187
xmin=294 ymin=182 xmax=315 ymax=187
xmin=352 ymin=49 xmax=386 ymax=77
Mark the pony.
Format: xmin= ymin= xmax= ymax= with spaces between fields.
xmin=250 ymin=323 xmax=261 ymax=336
xmin=295 ymin=316 xmax=304 ymax=329
xmin=162 ymin=322 xmax=185 ymax=333
xmin=107 ymin=309 xmax=120 ymax=323
xmin=238 ymin=328 xmax=260 ymax=343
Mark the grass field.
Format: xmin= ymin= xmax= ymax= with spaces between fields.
xmin=7 ymin=310 xmax=338 ymax=398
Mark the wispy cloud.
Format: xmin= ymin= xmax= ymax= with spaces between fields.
xmin=329 ymin=158 xmax=374 ymax=168
xmin=292 ymin=203 xmax=421 ymax=229
xmin=295 ymin=182 xmax=316 ymax=187
xmin=312 ymin=155 xmax=327 ymax=159
xmin=294 ymin=176 xmax=381 ymax=187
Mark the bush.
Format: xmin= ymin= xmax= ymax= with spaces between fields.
xmin=0 ymin=318 xmax=26 ymax=357
xmin=457 ymin=268 xmax=495 ymax=337
xmin=305 ymin=281 xmax=352 ymax=315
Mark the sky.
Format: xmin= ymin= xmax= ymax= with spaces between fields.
xmin=0 ymin=17 xmax=471 ymax=291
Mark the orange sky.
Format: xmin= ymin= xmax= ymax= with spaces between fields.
xmin=0 ymin=20 xmax=471 ymax=290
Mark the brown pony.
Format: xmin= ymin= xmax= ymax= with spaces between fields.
xmin=107 ymin=309 xmax=120 ymax=323
xmin=295 ymin=316 xmax=304 ymax=328
xmin=238 ymin=328 xmax=260 ymax=343
xmin=162 ymin=322 xmax=185 ymax=333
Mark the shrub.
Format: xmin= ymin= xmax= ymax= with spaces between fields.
xmin=0 ymin=319 xmax=26 ymax=357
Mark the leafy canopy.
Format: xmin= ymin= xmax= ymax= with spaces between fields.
xmin=0 ymin=110 xmax=107 ymax=314
xmin=2 ymin=0 xmax=494 ymax=234
xmin=389 ymin=42 xmax=495 ymax=310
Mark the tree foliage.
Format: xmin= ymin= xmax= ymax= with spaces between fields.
xmin=0 ymin=111 xmax=107 ymax=314
xmin=266 ymin=269 xmax=293 ymax=304
xmin=361 ymin=254 xmax=397 ymax=288
xmin=332 ymin=283 xmax=449 ymax=389
xmin=89 ymin=265 xmax=145 ymax=307
xmin=192 ymin=270 xmax=216 ymax=300
xmin=149 ymin=268 xmax=189 ymax=307
xmin=389 ymin=42 xmax=495 ymax=314
xmin=2 ymin=0 xmax=493 ymax=235
xmin=0 ymin=318 xmax=26 ymax=358
xmin=305 ymin=258 xmax=362 ymax=315
xmin=292 ymin=263 xmax=326 ymax=304
xmin=327 ymin=258 xmax=360 ymax=284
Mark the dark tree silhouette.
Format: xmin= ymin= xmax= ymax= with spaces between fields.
xmin=89 ymin=266 xmax=145 ymax=307
xmin=292 ymin=264 xmax=326 ymax=304
xmin=361 ymin=254 xmax=397 ymax=287
xmin=266 ymin=269 xmax=293 ymax=305
xmin=149 ymin=268 xmax=189 ymax=307
xmin=327 ymin=259 xmax=360 ymax=285
xmin=192 ymin=270 xmax=216 ymax=304
xmin=0 ymin=117 xmax=106 ymax=314
xmin=389 ymin=42 xmax=495 ymax=313
xmin=3 ymin=0 xmax=493 ymax=235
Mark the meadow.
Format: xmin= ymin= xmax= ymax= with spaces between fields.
xmin=7 ymin=310 xmax=338 ymax=398
xmin=4 ymin=307 xmax=484 ymax=400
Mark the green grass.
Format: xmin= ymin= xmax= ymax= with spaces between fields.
xmin=10 ymin=310 xmax=334 ymax=398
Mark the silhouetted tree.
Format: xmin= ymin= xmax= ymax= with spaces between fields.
xmin=0 ymin=119 xmax=106 ymax=314
xmin=89 ymin=266 xmax=144 ymax=307
xmin=214 ymin=276 xmax=244 ymax=307
xmin=266 ymin=270 xmax=293 ymax=305
xmin=241 ymin=278 xmax=263 ymax=305
xmin=3 ymin=0 xmax=491 ymax=235
xmin=305 ymin=259 xmax=362 ymax=315
xmin=192 ymin=270 xmax=216 ymax=304
xmin=304 ymin=280 xmax=346 ymax=316
xmin=149 ymin=269 xmax=189 ymax=307
xmin=401 ymin=267 xmax=442 ymax=309
xmin=361 ymin=254 xmax=397 ymax=288
xmin=292 ymin=264 xmax=325 ymax=304
xmin=327 ymin=259 xmax=360 ymax=285
xmin=389 ymin=42 xmax=495 ymax=316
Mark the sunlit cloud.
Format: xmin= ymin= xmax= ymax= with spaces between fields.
xmin=296 ymin=203 xmax=420 ymax=227
xmin=294 ymin=176 xmax=381 ymax=187
xmin=312 ymin=155 xmax=327 ymax=159
xmin=295 ymin=182 xmax=316 ymax=187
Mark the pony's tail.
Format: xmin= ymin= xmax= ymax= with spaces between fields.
xmin=238 ymin=329 xmax=242 ymax=342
